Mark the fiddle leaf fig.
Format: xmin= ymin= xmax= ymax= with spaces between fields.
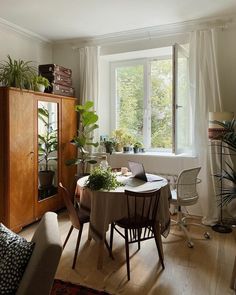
xmin=66 ymin=101 xmax=99 ymax=175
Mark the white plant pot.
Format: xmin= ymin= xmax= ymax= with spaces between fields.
xmin=37 ymin=84 xmax=45 ymax=93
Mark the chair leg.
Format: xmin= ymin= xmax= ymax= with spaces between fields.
xmin=104 ymin=238 xmax=114 ymax=259
xmin=137 ymin=228 xmax=141 ymax=250
xmin=72 ymin=224 xmax=84 ymax=269
xmin=110 ymin=223 xmax=114 ymax=252
xmin=124 ymin=228 xmax=130 ymax=280
xmin=153 ymin=225 xmax=165 ymax=269
xmin=63 ymin=225 xmax=74 ymax=249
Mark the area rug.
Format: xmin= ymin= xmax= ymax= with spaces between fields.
xmin=51 ymin=279 xmax=111 ymax=295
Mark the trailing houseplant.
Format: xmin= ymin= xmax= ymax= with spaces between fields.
xmin=38 ymin=106 xmax=58 ymax=188
xmin=0 ymin=55 xmax=36 ymax=89
xmin=65 ymin=101 xmax=99 ymax=175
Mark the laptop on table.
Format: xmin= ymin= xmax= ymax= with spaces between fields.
xmin=128 ymin=161 xmax=163 ymax=182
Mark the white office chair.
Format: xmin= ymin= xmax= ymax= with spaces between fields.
xmin=170 ymin=167 xmax=210 ymax=248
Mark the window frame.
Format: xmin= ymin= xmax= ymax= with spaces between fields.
xmin=110 ymin=46 xmax=190 ymax=154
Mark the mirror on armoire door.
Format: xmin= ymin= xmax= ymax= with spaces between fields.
xmin=37 ymin=101 xmax=58 ymax=200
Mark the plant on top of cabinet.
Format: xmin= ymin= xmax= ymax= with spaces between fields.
xmin=0 ymin=55 xmax=37 ymax=89
xmin=65 ymin=101 xmax=99 ymax=175
xmin=38 ymin=106 xmax=58 ymax=189
xmin=33 ymin=75 xmax=51 ymax=93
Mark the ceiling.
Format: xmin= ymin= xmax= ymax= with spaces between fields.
xmin=0 ymin=0 xmax=236 ymax=41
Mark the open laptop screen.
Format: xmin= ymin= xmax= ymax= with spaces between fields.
xmin=128 ymin=161 xmax=163 ymax=182
xmin=128 ymin=161 xmax=147 ymax=181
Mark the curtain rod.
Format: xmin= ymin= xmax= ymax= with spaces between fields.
xmin=70 ymin=16 xmax=235 ymax=50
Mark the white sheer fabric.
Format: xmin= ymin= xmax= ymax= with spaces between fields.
xmin=189 ymin=29 xmax=222 ymax=225
xmin=78 ymin=46 xmax=100 ymax=143
xmin=78 ymin=46 xmax=100 ymax=108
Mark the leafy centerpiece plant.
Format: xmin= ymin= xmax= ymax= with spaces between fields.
xmin=85 ymin=167 xmax=123 ymax=191
xmin=0 ymin=55 xmax=37 ymax=89
xmin=66 ymin=101 xmax=99 ymax=175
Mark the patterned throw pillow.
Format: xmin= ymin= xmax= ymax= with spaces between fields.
xmin=0 ymin=223 xmax=34 ymax=295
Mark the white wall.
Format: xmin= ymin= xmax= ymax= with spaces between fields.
xmin=52 ymin=43 xmax=80 ymax=99
xmin=217 ymin=24 xmax=236 ymax=113
xmin=0 ymin=24 xmax=52 ymax=67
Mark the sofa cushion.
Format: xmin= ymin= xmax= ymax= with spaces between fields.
xmin=0 ymin=223 xmax=34 ymax=295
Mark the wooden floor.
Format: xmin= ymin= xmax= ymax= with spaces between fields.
xmin=20 ymin=210 xmax=236 ymax=295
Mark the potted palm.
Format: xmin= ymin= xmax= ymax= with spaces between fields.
xmin=0 ymin=55 xmax=36 ymax=89
xmin=65 ymin=101 xmax=99 ymax=175
xmin=211 ymin=118 xmax=236 ymax=232
xmin=38 ymin=106 xmax=58 ymax=188
xmin=214 ymin=118 xmax=236 ymax=206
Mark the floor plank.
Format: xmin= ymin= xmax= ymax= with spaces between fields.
xmin=20 ymin=210 xmax=236 ymax=295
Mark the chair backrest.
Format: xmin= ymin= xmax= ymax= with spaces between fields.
xmin=176 ymin=167 xmax=201 ymax=202
xmin=59 ymin=182 xmax=81 ymax=230
xmin=124 ymin=189 xmax=161 ymax=226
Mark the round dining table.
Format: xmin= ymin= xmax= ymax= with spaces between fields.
xmin=75 ymin=173 xmax=171 ymax=269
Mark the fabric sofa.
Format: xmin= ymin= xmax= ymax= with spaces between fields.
xmin=16 ymin=212 xmax=62 ymax=295
xmin=231 ymin=256 xmax=236 ymax=291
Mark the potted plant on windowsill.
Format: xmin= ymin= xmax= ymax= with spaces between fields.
xmin=112 ymin=129 xmax=124 ymax=152
xmin=38 ymin=106 xmax=58 ymax=189
xmin=65 ymin=101 xmax=99 ymax=176
xmin=102 ymin=139 xmax=115 ymax=154
xmin=133 ymin=141 xmax=143 ymax=153
xmin=121 ymin=132 xmax=134 ymax=153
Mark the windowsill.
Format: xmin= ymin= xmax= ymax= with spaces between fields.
xmin=110 ymin=151 xmax=196 ymax=158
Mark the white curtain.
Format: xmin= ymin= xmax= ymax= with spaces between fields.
xmin=78 ymin=46 xmax=100 ymax=143
xmin=189 ymin=29 xmax=222 ymax=225
xmin=78 ymin=46 xmax=100 ymax=110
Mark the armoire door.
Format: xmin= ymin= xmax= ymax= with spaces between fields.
xmin=8 ymin=90 xmax=35 ymax=230
xmin=60 ymin=97 xmax=77 ymax=196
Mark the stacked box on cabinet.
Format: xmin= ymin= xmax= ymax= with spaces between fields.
xmin=38 ymin=64 xmax=74 ymax=97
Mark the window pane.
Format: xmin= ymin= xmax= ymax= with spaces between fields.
xmin=150 ymin=59 xmax=173 ymax=150
xmin=175 ymin=44 xmax=191 ymax=153
xmin=116 ymin=64 xmax=144 ymax=142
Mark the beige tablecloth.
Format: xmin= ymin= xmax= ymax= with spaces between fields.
xmin=76 ymin=174 xmax=171 ymax=241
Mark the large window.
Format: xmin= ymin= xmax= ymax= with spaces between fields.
xmin=110 ymin=45 xmax=191 ymax=154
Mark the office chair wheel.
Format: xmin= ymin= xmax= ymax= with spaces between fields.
xmin=204 ymin=232 xmax=210 ymax=239
xmin=187 ymin=241 xmax=194 ymax=248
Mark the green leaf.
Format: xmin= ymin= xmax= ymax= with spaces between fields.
xmin=82 ymin=111 xmax=98 ymax=126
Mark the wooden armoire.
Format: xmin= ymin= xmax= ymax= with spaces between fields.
xmin=0 ymin=87 xmax=77 ymax=232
